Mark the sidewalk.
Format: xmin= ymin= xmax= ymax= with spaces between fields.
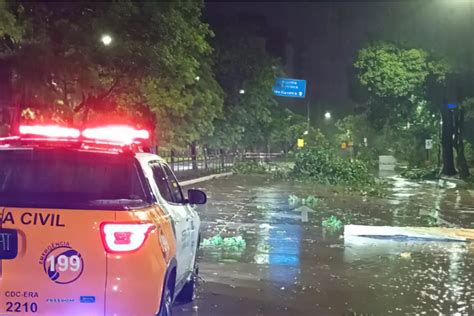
xmin=180 ymin=172 xmax=233 ymax=186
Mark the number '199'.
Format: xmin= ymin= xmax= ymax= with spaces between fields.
xmin=47 ymin=254 xmax=81 ymax=272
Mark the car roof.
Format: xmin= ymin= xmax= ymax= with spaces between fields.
xmin=0 ymin=145 xmax=166 ymax=163
xmin=134 ymin=152 xmax=166 ymax=164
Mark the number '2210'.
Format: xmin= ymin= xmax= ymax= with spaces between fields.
xmin=6 ymin=302 xmax=38 ymax=313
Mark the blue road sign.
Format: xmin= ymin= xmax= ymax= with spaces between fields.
xmin=447 ymin=103 xmax=458 ymax=109
xmin=272 ymin=78 xmax=306 ymax=98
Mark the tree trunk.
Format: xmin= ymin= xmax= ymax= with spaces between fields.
xmin=454 ymin=107 xmax=470 ymax=179
xmin=441 ymin=107 xmax=457 ymax=176
xmin=190 ymin=142 xmax=198 ymax=171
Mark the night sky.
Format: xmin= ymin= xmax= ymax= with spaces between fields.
xmin=204 ymin=1 xmax=473 ymax=122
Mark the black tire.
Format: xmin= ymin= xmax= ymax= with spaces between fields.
xmin=177 ymin=234 xmax=200 ymax=303
xmin=158 ymin=285 xmax=173 ymax=316
xmin=157 ymin=282 xmax=173 ymax=316
xmin=176 ymin=265 xmax=198 ymax=303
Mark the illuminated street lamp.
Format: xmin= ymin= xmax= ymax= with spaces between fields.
xmin=239 ymin=89 xmax=245 ymax=94
xmin=195 ymin=76 xmax=200 ymax=81
xmin=324 ymin=112 xmax=331 ymax=120
xmin=101 ymin=34 xmax=113 ymax=46
xmin=303 ymin=130 xmax=309 ymax=135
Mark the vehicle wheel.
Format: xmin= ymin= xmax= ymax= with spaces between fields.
xmin=158 ymin=281 xmax=173 ymax=316
xmin=176 ymin=262 xmax=198 ymax=303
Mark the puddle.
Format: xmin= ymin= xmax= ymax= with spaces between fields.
xmin=178 ymin=174 xmax=474 ymax=315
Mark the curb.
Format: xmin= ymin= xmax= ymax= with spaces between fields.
xmin=180 ymin=172 xmax=234 ymax=186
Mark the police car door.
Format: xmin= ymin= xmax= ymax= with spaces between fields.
xmin=148 ymin=161 xmax=195 ymax=285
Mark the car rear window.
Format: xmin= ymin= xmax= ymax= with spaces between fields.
xmin=0 ymin=149 xmax=150 ymax=210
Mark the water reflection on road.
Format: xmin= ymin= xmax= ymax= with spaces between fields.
xmin=175 ymin=174 xmax=474 ymax=315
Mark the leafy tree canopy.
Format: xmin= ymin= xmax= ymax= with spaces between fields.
xmin=0 ymin=0 xmax=24 ymax=42
xmin=1 ymin=1 xmax=223 ymax=146
xmin=354 ymin=42 xmax=451 ymax=128
xmin=208 ymin=22 xmax=282 ymax=150
xmin=354 ymin=42 xmax=450 ymax=99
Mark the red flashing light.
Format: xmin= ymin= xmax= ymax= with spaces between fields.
xmin=100 ymin=222 xmax=156 ymax=254
xmin=19 ymin=125 xmax=80 ymax=138
xmin=11 ymin=124 xmax=150 ymax=151
xmin=82 ymin=125 xmax=150 ymax=144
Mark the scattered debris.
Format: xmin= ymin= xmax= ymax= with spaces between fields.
xmin=288 ymin=194 xmax=301 ymax=206
xmin=302 ymin=195 xmax=323 ymax=208
xmin=322 ymin=215 xmax=343 ymax=231
xmin=202 ymin=235 xmax=223 ymax=247
xmin=400 ymin=252 xmax=412 ymax=259
xmin=288 ymin=194 xmax=325 ymax=209
xmin=201 ymin=235 xmax=247 ymax=250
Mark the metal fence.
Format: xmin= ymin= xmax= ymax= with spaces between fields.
xmin=161 ymin=152 xmax=286 ymax=181
xmin=242 ymin=152 xmax=284 ymax=162
xmin=165 ymin=154 xmax=235 ymax=181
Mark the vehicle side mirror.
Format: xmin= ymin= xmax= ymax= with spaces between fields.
xmin=187 ymin=189 xmax=207 ymax=205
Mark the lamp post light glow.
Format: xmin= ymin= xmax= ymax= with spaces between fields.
xmin=101 ymin=34 xmax=113 ymax=46
xmin=324 ymin=112 xmax=331 ymax=120
xmin=239 ymin=89 xmax=245 ymax=94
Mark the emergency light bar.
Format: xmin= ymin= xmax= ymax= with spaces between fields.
xmin=82 ymin=126 xmax=149 ymax=144
xmin=19 ymin=125 xmax=81 ymax=138
xmin=4 ymin=125 xmax=151 ymax=152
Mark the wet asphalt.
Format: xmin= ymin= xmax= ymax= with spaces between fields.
xmin=174 ymin=174 xmax=474 ymax=315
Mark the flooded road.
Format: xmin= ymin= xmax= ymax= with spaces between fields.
xmin=174 ymin=174 xmax=474 ymax=315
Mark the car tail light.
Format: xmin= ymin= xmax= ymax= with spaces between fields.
xmin=100 ymin=222 xmax=155 ymax=254
xmin=82 ymin=125 xmax=150 ymax=144
xmin=19 ymin=125 xmax=80 ymax=138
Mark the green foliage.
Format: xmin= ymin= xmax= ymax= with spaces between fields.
xmin=0 ymin=0 xmax=24 ymax=42
xmin=268 ymin=108 xmax=307 ymax=152
xmin=201 ymin=235 xmax=223 ymax=247
xmin=288 ymin=194 xmax=300 ymax=206
xmin=428 ymin=59 xmax=451 ymax=83
xmin=270 ymin=163 xmax=293 ymax=180
xmin=288 ymin=194 xmax=325 ymax=209
xmin=419 ymin=215 xmax=438 ymax=227
xmin=465 ymin=141 xmax=474 ymax=166
xmin=322 ymin=215 xmax=343 ymax=231
xmin=232 ymin=161 xmax=268 ymax=174
xmin=400 ymin=167 xmax=439 ymax=180
xmin=354 ymin=42 xmax=450 ymax=130
xmin=335 ymin=101 xmax=440 ymax=169
xmin=293 ymin=147 xmax=375 ymax=186
xmin=302 ymin=195 xmax=322 ymax=208
xmin=201 ymin=235 xmax=247 ymax=250
xmin=221 ymin=236 xmax=247 ymax=250
xmin=334 ymin=114 xmax=381 ymax=166
xmin=463 ymin=98 xmax=474 ymax=120
xmin=1 ymin=1 xmax=222 ymax=146
xmin=207 ymin=22 xmax=284 ymax=151
xmin=355 ymin=43 xmax=430 ymax=98
xmin=302 ymin=127 xmax=331 ymax=149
